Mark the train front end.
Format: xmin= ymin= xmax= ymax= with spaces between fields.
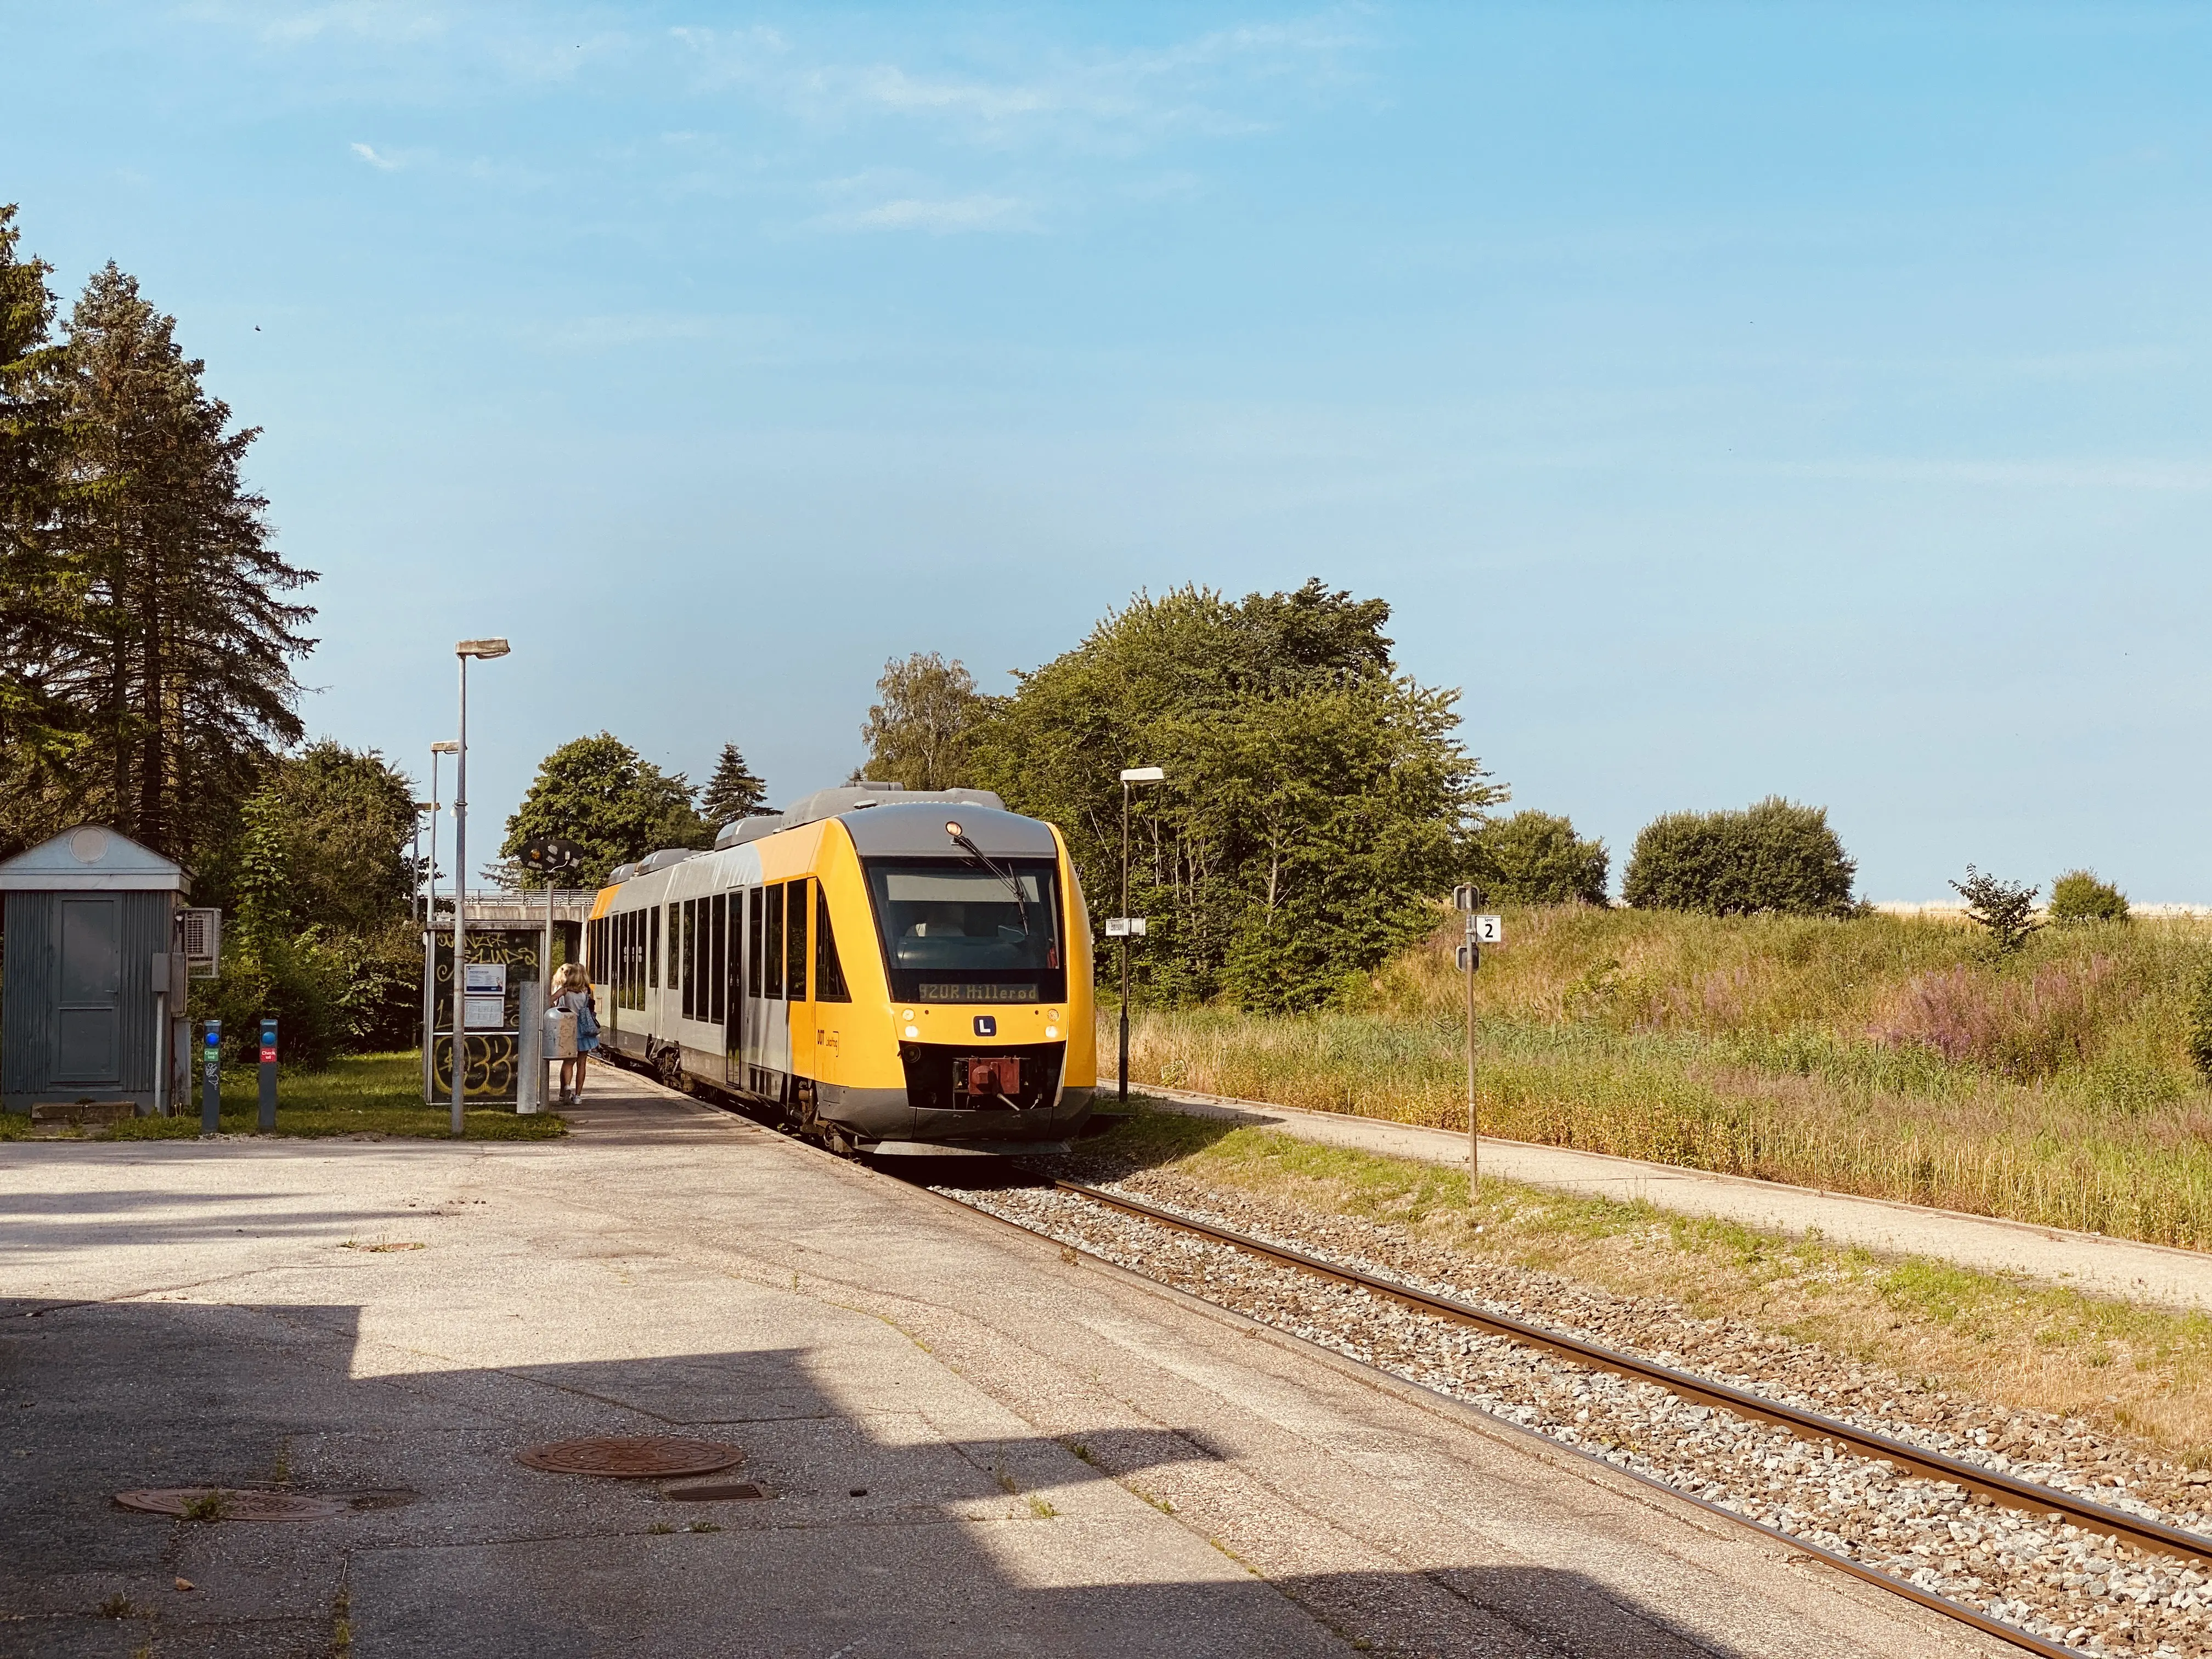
xmin=810 ymin=800 xmax=1097 ymax=1156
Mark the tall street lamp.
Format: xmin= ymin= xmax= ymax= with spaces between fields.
xmin=1117 ymin=765 xmax=1165 ymax=1103
xmin=452 ymin=640 xmax=511 ymax=1137
xmin=424 ymin=741 xmax=458 ymax=1103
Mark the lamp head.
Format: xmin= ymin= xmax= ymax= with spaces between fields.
xmin=430 ymin=740 xmax=460 ymax=754
xmin=1119 ymin=766 xmax=1166 ymax=785
xmin=455 ymin=637 xmax=511 ymax=659
xmin=414 ymin=800 xmax=437 ymax=814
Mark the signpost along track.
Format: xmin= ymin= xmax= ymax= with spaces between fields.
xmin=1452 ymin=885 xmax=1502 ymax=1184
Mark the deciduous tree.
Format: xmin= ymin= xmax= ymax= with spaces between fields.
xmin=970 ymin=580 xmax=1499 ymax=1011
xmin=499 ymin=732 xmax=710 ymax=888
xmin=1475 ymin=810 xmax=1609 ymax=906
xmin=860 ymin=652 xmax=984 ymax=790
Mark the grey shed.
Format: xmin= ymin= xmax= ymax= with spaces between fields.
xmin=1 ymin=827 xmax=190 ymax=1118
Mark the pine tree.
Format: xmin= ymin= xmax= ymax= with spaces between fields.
xmin=700 ymin=742 xmax=772 ymax=825
xmin=23 ymin=263 xmax=315 ymax=861
xmin=0 ymin=206 xmax=82 ymax=843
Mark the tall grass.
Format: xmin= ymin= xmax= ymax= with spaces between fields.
xmin=1113 ymin=908 xmax=2212 ymax=1249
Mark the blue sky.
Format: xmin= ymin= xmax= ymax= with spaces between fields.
xmin=10 ymin=3 xmax=2212 ymax=899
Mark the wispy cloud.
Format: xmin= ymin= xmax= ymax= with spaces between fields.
xmin=350 ymin=140 xmax=401 ymax=171
xmin=670 ymin=13 xmax=1367 ymax=156
xmin=813 ymin=193 xmax=1032 ymax=235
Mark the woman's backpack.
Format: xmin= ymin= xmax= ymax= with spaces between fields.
xmin=576 ymin=993 xmax=599 ymax=1041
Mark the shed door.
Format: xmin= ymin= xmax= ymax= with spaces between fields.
xmin=57 ymin=898 xmax=122 ymax=1082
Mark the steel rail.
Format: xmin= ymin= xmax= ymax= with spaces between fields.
xmin=1037 ymin=1177 xmax=2208 ymax=1656
xmin=651 ymin=1069 xmax=2177 ymax=1657
xmin=914 ymin=1175 xmax=2078 ymax=1659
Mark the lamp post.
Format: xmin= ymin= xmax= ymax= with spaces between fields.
xmin=423 ymin=741 xmax=458 ymax=1102
xmin=451 ymin=640 xmax=511 ymax=1136
xmin=1116 ymin=766 xmax=1165 ymax=1103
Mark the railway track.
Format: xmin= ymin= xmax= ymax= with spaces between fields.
xmin=917 ymin=1167 xmax=2212 ymax=1659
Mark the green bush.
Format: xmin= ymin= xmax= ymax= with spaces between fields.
xmin=1622 ymin=797 xmax=1855 ymax=916
xmin=1474 ymin=810 xmax=1609 ymax=905
xmin=2188 ymin=965 xmax=2212 ymax=1080
xmin=2050 ymin=868 xmax=2130 ymax=924
xmin=190 ymin=919 xmax=423 ymax=1069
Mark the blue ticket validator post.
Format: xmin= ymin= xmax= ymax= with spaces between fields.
xmin=201 ymin=1020 xmax=222 ymax=1135
xmin=258 ymin=1017 xmax=278 ymax=1131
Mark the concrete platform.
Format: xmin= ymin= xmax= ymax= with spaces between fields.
xmin=1141 ymin=1084 xmax=2212 ymax=1311
xmin=0 ymin=1075 xmax=2012 ymax=1657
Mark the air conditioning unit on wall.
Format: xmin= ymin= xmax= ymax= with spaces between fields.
xmin=179 ymin=907 xmax=222 ymax=978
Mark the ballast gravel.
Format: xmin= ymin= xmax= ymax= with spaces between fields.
xmin=933 ymin=1172 xmax=2212 ymax=1658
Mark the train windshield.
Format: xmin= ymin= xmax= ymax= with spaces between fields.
xmin=864 ymin=857 xmax=1065 ymax=1005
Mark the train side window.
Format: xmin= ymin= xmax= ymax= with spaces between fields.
xmin=815 ymin=883 xmax=849 ymax=1002
xmin=649 ymin=906 xmax=661 ymax=990
xmin=677 ymin=899 xmax=690 ymax=1020
xmin=748 ymin=887 xmax=763 ymax=998
xmin=676 ymin=902 xmax=695 ymax=1022
xmin=712 ymin=894 xmax=727 ymax=1024
xmin=738 ymin=898 xmax=756 ymax=1026
xmin=763 ymin=883 xmax=784 ymax=998
xmin=785 ymin=878 xmax=808 ymax=1001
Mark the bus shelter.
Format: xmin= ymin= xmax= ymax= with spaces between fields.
xmin=422 ymin=896 xmax=584 ymax=1105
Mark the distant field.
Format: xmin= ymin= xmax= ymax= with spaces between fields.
xmin=1112 ymin=907 xmax=2212 ymax=1250
xmin=0 ymin=1052 xmax=565 ymax=1141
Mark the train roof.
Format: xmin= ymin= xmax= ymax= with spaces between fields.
xmin=715 ymin=782 xmax=1009 ymax=850
xmin=601 ymin=786 xmax=1051 ymax=886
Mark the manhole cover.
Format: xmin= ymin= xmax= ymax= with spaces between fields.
xmin=115 ymin=1488 xmax=346 ymax=1522
xmin=516 ymin=1436 xmax=743 ymax=1478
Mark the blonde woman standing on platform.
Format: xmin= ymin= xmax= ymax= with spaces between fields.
xmin=549 ymin=963 xmax=599 ymax=1105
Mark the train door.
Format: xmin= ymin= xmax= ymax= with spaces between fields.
xmin=810 ymin=879 xmax=851 ymax=1091
xmin=738 ymin=884 xmax=756 ymax=1092
xmin=786 ymin=876 xmax=815 ymax=1098
xmin=763 ymin=882 xmax=789 ymax=1089
xmin=647 ymin=902 xmax=663 ymax=1040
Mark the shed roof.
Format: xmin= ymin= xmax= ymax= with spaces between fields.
xmin=0 ymin=826 xmax=190 ymax=893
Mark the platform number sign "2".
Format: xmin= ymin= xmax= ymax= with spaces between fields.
xmin=1471 ymin=914 xmax=1502 ymax=945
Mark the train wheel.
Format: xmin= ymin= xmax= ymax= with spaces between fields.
xmin=654 ymin=1048 xmax=687 ymax=1093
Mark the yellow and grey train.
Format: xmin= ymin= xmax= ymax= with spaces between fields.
xmin=583 ymin=783 xmax=1098 ymax=1155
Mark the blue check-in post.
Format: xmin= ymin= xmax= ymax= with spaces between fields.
xmin=201 ymin=1020 xmax=222 ymax=1135
xmin=258 ymin=1017 xmax=278 ymax=1131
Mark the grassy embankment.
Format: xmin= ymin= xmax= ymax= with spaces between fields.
xmin=0 ymin=1052 xmax=565 ymax=1141
xmin=1114 ymin=906 xmax=2212 ymax=1249
xmin=1091 ymin=1109 xmax=2212 ymax=1459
